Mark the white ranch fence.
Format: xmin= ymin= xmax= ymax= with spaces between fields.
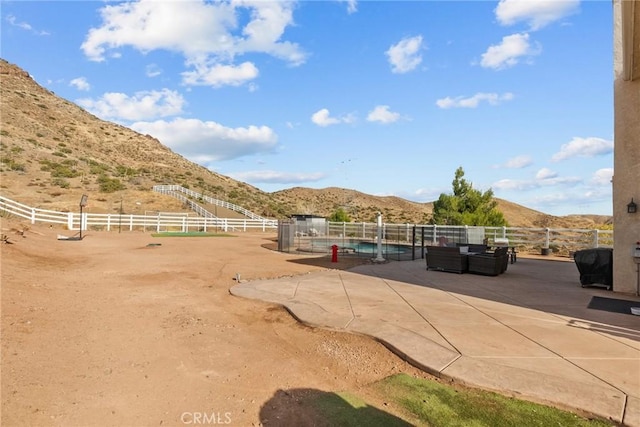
xmin=0 ymin=196 xmax=278 ymax=233
xmin=1 ymin=195 xmax=613 ymax=253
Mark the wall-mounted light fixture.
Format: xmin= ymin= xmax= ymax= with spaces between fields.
xmin=628 ymin=198 xmax=637 ymax=214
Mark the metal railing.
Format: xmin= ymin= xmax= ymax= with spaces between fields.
xmin=279 ymin=221 xmax=613 ymax=259
xmin=152 ymin=185 xmax=277 ymax=225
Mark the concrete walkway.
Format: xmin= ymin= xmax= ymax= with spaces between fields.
xmin=231 ymin=256 xmax=640 ymax=426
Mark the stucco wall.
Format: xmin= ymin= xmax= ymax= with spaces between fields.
xmin=613 ymin=0 xmax=640 ymax=295
xmin=613 ymin=78 xmax=640 ymax=295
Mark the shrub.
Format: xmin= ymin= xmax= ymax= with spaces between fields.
xmin=97 ymin=175 xmax=126 ymax=193
xmin=52 ymin=178 xmax=70 ymax=189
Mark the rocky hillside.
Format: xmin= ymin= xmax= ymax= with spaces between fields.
xmin=0 ymin=58 xmax=612 ymax=228
xmin=0 ymin=58 xmax=282 ymax=217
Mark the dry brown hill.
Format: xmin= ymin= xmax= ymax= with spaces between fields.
xmin=0 ymin=58 xmax=612 ymax=228
xmin=0 ymin=58 xmax=281 ymax=217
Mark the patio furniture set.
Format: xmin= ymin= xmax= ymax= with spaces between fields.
xmin=425 ymin=244 xmax=512 ymax=276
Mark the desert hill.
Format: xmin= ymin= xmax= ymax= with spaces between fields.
xmin=272 ymin=187 xmax=612 ymax=229
xmin=0 ymin=58 xmax=612 ymax=228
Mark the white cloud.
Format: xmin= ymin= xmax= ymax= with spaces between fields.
xmin=590 ymin=168 xmax=614 ymax=186
xmin=339 ymin=0 xmax=358 ymax=14
xmin=480 ymin=33 xmax=541 ymax=70
xmin=311 ymin=108 xmax=354 ymax=127
xmin=493 ymin=171 xmax=581 ymax=191
xmin=311 ymin=109 xmax=340 ymax=127
xmin=551 ymin=137 xmax=614 ymax=162
xmin=77 ymin=89 xmax=185 ymax=121
xmin=130 ymin=118 xmax=278 ymax=162
xmin=386 ymin=35 xmax=424 ymax=74
xmin=81 ymin=1 xmax=305 ymax=87
xmin=529 ymin=188 xmax=611 ymax=213
xmin=504 ymin=155 xmax=532 ymax=169
xmin=181 ymin=61 xmax=259 ymax=87
xmin=145 ymin=63 xmax=162 ymax=77
xmin=436 ymin=92 xmax=514 ymax=109
xmin=70 ymin=77 xmax=90 ymax=91
xmin=495 ymin=0 xmax=580 ymax=31
xmin=366 ymin=105 xmax=400 ymax=124
xmin=535 ymin=167 xmax=557 ymax=180
xmin=492 ymin=178 xmax=537 ymax=191
xmin=412 ymin=187 xmax=446 ymax=202
xmin=227 ymin=170 xmax=325 ymax=184
xmin=6 ymin=14 xmax=49 ymax=35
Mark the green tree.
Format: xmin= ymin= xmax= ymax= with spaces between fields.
xmin=431 ymin=167 xmax=507 ymax=226
xmin=329 ymin=207 xmax=351 ymax=222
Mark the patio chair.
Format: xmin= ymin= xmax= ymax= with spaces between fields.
xmin=468 ymin=247 xmax=509 ymax=276
xmin=426 ymin=246 xmax=469 ymax=273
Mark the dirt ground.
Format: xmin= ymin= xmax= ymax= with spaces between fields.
xmin=1 ymin=220 xmax=432 ymax=426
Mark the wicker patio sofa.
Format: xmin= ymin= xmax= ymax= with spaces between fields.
xmin=456 ymin=243 xmax=488 ymax=254
xmin=467 ymin=247 xmax=509 ymax=276
xmin=425 ymin=246 xmax=469 ymax=274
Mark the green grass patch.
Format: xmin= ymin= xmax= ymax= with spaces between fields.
xmin=150 ymin=231 xmax=234 ymax=238
xmin=369 ymin=374 xmax=614 ymax=427
xmin=293 ymin=374 xmax=615 ymax=426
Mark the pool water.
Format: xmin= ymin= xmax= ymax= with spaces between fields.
xmin=339 ymin=241 xmax=410 ymax=255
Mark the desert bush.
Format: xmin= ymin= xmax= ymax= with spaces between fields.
xmin=115 ymin=165 xmax=137 ymax=177
xmin=1 ymin=158 xmax=26 ymax=171
xmin=52 ymin=178 xmax=70 ymax=189
xmin=88 ymin=160 xmax=110 ymax=175
xmin=97 ymin=175 xmax=125 ymax=193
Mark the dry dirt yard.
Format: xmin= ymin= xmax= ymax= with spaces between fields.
xmin=1 ymin=220 xmax=431 ymax=426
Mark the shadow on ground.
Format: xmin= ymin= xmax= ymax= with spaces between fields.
xmin=259 ymin=388 xmax=411 ymax=427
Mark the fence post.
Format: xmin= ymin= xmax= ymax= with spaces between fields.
xmin=412 ymin=226 xmax=416 ymax=260
xmin=31 ymin=207 xmax=36 ymax=224
xmin=593 ymin=229 xmax=599 ymax=248
xmin=545 ymin=228 xmax=550 ymax=249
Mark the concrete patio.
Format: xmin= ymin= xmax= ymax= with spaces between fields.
xmin=231 ymin=255 xmax=640 ymax=426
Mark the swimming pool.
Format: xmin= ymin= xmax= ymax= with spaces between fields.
xmin=299 ymin=240 xmax=413 ymax=256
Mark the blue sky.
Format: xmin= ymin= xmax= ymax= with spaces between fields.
xmin=1 ymin=0 xmax=615 ymax=216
